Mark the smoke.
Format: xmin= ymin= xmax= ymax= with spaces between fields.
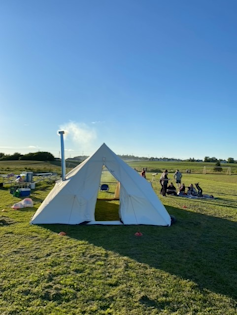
xmin=59 ymin=122 xmax=97 ymax=150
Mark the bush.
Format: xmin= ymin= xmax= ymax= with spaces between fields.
xmin=213 ymin=161 xmax=222 ymax=172
xmin=20 ymin=152 xmax=55 ymax=161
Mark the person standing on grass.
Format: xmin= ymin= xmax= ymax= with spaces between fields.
xmin=174 ymin=169 xmax=182 ymax=188
xmin=141 ymin=168 xmax=146 ymax=178
xmin=160 ymin=170 xmax=169 ymax=196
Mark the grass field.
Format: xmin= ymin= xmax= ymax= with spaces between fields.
xmin=0 ymin=159 xmax=237 ymax=176
xmin=0 ymin=161 xmax=237 ymax=314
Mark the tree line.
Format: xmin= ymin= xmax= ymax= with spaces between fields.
xmin=0 ymin=152 xmax=235 ymax=163
xmin=0 ymin=152 xmax=55 ymax=161
xmin=203 ymin=156 xmax=235 ymax=163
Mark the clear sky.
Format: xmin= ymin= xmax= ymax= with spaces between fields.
xmin=0 ymin=0 xmax=237 ymax=160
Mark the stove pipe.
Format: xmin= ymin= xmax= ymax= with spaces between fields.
xmin=58 ymin=130 xmax=66 ymax=181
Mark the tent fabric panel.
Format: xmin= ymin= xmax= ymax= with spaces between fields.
xmin=30 ymin=179 xmax=72 ymax=222
xmin=119 ymin=185 xmax=171 ymax=226
xmin=106 ymin=155 xmax=171 ymax=225
xmin=65 ymin=162 xmax=100 ymax=195
xmin=120 ymin=194 xmax=170 ymax=226
xmin=68 ymin=161 xmax=103 ymax=222
xmin=66 ymin=154 xmax=92 ymax=179
xmin=31 ymin=194 xmax=87 ymax=224
xmin=68 ymin=195 xmax=94 ymax=224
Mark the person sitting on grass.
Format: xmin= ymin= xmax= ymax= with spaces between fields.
xmin=195 ymin=183 xmax=203 ymax=197
xmin=177 ymin=183 xmax=186 ymax=195
xmin=195 ymin=183 xmax=214 ymax=198
xmin=166 ymin=182 xmax=177 ymax=195
xmin=187 ymin=184 xmax=198 ymax=196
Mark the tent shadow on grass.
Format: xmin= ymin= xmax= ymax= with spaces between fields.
xmin=42 ymin=204 xmax=237 ymax=300
xmin=139 ymin=295 xmax=170 ymax=311
xmin=201 ymin=198 xmax=237 ymax=209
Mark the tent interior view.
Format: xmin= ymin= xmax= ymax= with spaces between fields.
xmin=30 ymin=143 xmax=171 ymax=226
xmin=94 ymin=167 xmax=121 ymax=224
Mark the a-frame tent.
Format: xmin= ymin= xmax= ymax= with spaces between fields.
xmin=31 ymin=143 xmax=171 ymax=226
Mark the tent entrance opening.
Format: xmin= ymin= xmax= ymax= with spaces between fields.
xmin=94 ymin=200 xmax=120 ymax=221
xmin=95 ymin=166 xmax=121 ymax=222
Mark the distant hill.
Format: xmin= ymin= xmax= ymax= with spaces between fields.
xmin=70 ymin=155 xmax=184 ymax=162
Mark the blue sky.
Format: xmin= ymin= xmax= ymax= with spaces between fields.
xmin=0 ymin=0 xmax=237 ymax=160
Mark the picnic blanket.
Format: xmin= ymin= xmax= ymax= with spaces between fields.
xmin=177 ymin=194 xmax=214 ymax=199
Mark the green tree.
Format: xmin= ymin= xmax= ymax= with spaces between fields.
xmin=0 ymin=154 xmax=11 ymax=160
xmin=10 ymin=152 xmax=23 ymax=160
xmin=227 ymin=157 xmax=235 ymax=163
xmin=20 ymin=151 xmax=55 ymax=161
xmin=0 ymin=152 xmax=23 ymax=160
xmin=213 ymin=160 xmax=222 ymax=172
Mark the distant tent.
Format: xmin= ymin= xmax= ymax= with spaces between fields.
xmin=31 ymin=143 xmax=171 ymax=226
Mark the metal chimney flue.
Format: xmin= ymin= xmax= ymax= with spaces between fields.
xmin=58 ymin=130 xmax=66 ymax=181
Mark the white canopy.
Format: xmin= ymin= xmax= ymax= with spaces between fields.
xmin=31 ymin=143 xmax=171 ymax=226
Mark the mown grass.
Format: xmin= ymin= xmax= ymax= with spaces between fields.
xmin=0 ymin=163 xmax=237 ymax=314
xmin=128 ymin=160 xmax=237 ymax=175
xmin=1 ymin=159 xmax=237 ymax=176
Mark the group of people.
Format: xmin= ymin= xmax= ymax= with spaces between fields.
xmin=178 ymin=183 xmax=199 ymax=196
xmin=179 ymin=182 xmax=207 ymax=197
xmin=140 ymin=168 xmax=212 ymax=198
xmin=159 ymin=169 xmax=182 ymax=196
xmin=159 ymin=169 xmax=204 ymax=197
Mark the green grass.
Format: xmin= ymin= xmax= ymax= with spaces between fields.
xmin=1 ymin=159 xmax=237 ymax=176
xmin=0 ymin=160 xmax=61 ymax=175
xmin=0 ymin=163 xmax=237 ymax=314
xmin=127 ymin=160 xmax=237 ymax=175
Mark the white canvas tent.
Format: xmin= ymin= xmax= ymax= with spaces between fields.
xmin=31 ymin=143 xmax=171 ymax=226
